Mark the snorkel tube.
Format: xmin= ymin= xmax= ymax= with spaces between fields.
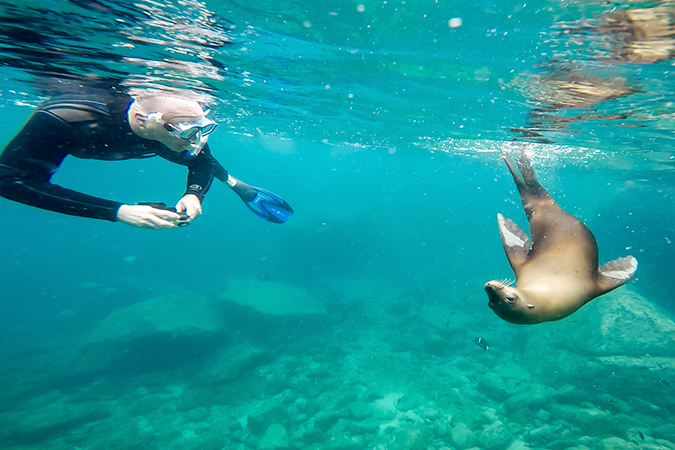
xmin=212 ymin=162 xmax=294 ymax=223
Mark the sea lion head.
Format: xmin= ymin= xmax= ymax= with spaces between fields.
xmin=484 ymin=280 xmax=538 ymax=324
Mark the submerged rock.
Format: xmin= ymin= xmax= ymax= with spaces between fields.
xmin=0 ymin=400 xmax=111 ymax=446
xmin=596 ymin=436 xmax=640 ymax=450
xmin=504 ymin=383 xmax=554 ymax=413
xmin=522 ymin=288 xmax=675 ymax=402
xmin=654 ymin=423 xmax=675 ymax=441
xmin=348 ymin=400 xmax=373 ymax=421
xmin=478 ymin=420 xmax=513 ymax=450
xmin=476 ymin=372 xmax=508 ymax=400
xmin=374 ymin=423 xmax=432 ymax=450
xmin=257 ymin=423 xmax=289 ymax=450
xmin=71 ymin=292 xmax=226 ymax=376
xmin=451 ymin=422 xmax=477 ymax=449
xmin=372 ymin=392 xmax=404 ymax=420
xmin=222 ymin=279 xmax=327 ymax=316
xmin=525 ymin=288 xmax=675 ymax=357
xmin=219 ymin=279 xmax=331 ymax=341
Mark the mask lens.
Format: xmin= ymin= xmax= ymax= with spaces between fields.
xmin=179 ymin=126 xmax=200 ymax=140
xmin=200 ymin=122 xmax=217 ymax=136
xmin=166 ymin=119 xmax=217 ymax=141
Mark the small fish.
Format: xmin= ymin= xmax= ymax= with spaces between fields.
xmin=123 ymin=255 xmax=138 ymax=263
xmin=474 ymin=337 xmax=489 ymax=351
xmin=628 ymin=428 xmax=645 ymax=444
xmin=658 ymin=377 xmax=672 ymax=388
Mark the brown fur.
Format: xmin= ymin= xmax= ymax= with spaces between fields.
xmin=484 ymin=150 xmax=637 ymax=324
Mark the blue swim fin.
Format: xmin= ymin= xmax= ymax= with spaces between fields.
xmin=243 ymin=186 xmax=294 ymax=223
xmin=213 ymin=162 xmax=294 ymax=223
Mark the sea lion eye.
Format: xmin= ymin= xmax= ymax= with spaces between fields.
xmin=506 ymin=296 xmax=517 ymax=304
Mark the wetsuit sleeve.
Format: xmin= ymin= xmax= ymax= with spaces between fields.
xmin=184 ymin=145 xmax=216 ymax=201
xmin=158 ymin=144 xmax=217 ymax=202
xmin=0 ymin=111 xmax=123 ymax=221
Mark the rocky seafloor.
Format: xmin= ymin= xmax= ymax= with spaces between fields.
xmin=1 ymin=276 xmax=674 ymax=450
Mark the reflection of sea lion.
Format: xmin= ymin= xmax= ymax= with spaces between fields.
xmin=484 ymin=150 xmax=638 ymax=325
xmin=600 ymin=7 xmax=675 ymax=63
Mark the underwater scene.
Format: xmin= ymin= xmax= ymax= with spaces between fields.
xmin=1 ymin=0 xmax=675 ymax=449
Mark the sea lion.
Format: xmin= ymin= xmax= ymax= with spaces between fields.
xmin=484 ymin=150 xmax=638 ymax=324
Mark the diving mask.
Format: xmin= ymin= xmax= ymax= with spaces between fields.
xmin=163 ymin=116 xmax=217 ymax=141
xmin=139 ymin=110 xmax=217 ymax=160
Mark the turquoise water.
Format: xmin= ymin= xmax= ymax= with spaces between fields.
xmin=1 ymin=0 xmax=675 ymax=449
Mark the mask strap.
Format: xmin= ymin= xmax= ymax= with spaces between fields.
xmin=132 ymin=101 xmax=164 ymax=123
xmin=138 ymin=111 xmax=163 ymax=123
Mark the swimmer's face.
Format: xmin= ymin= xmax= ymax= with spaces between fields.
xmin=130 ymin=96 xmax=216 ymax=155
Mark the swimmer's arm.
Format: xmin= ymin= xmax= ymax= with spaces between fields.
xmin=0 ymin=111 xmax=125 ymax=221
xmin=159 ymin=144 xmax=216 ymax=204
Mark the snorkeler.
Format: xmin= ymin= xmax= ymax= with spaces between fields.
xmin=0 ymin=90 xmax=292 ymax=228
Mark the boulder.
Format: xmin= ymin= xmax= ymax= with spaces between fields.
xmin=222 ymin=279 xmax=326 ymax=316
xmin=522 ymin=289 xmax=675 ymax=403
xmin=596 ymin=436 xmax=639 ymax=450
xmin=476 ymin=372 xmax=508 ymax=400
xmin=504 ymin=383 xmax=554 ymax=413
xmin=478 ymin=420 xmax=513 ymax=450
xmin=0 ymin=400 xmax=111 ymax=445
xmin=72 ymin=292 xmax=226 ymax=375
xmin=451 ymin=422 xmax=477 ymax=449
xmin=374 ymin=424 xmax=432 ymax=450
xmin=191 ymin=344 xmax=272 ymax=387
xmin=219 ymin=279 xmax=330 ymax=341
xmin=348 ymin=400 xmax=373 ymax=421
xmin=247 ymin=402 xmax=290 ymax=435
xmin=257 ymin=423 xmax=289 ymax=450
xmin=524 ymin=288 xmax=675 ymax=357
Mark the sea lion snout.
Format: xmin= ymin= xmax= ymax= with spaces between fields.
xmin=484 ymin=280 xmax=507 ymax=305
xmin=484 ymin=280 xmax=537 ymax=324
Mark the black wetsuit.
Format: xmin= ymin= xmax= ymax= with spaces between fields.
xmin=0 ymin=92 xmax=217 ymax=221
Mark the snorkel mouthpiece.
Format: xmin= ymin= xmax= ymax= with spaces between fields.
xmin=182 ymin=133 xmax=208 ymax=160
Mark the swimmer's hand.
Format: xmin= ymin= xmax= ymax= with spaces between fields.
xmin=175 ymin=194 xmax=202 ymax=223
xmin=116 ymin=204 xmax=181 ymax=229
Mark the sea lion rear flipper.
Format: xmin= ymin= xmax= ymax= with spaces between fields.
xmin=500 ymin=148 xmax=549 ymax=198
xmin=516 ymin=152 xmax=549 ymax=197
xmin=497 ymin=213 xmax=530 ymax=269
xmin=596 ymin=256 xmax=638 ymax=293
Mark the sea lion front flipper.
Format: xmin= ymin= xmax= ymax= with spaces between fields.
xmin=497 ymin=213 xmax=530 ymax=269
xmin=596 ymin=256 xmax=638 ymax=293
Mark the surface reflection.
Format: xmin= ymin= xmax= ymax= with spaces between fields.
xmin=0 ymin=0 xmax=233 ymax=98
xmin=511 ymin=1 xmax=675 ymax=148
